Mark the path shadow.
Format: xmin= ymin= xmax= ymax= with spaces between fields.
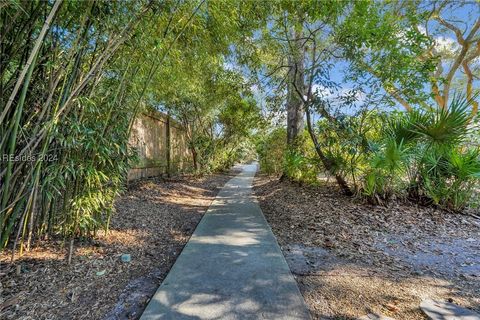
xmin=141 ymin=165 xmax=310 ymax=319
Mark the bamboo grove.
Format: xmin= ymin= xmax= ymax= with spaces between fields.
xmin=1 ymin=0 xmax=153 ymax=254
xmin=0 ymin=0 xmax=267 ymax=254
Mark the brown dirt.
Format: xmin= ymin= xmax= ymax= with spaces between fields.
xmin=253 ymin=174 xmax=480 ymax=320
xmin=0 ymin=171 xmax=237 ymax=320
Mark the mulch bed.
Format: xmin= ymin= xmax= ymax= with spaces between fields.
xmin=253 ymin=174 xmax=480 ymax=320
xmin=0 ymin=170 xmax=236 ymax=320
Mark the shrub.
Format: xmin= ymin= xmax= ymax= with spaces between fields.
xmin=361 ymin=95 xmax=480 ymax=210
xmin=256 ymin=128 xmax=287 ymax=175
xmin=257 ymin=128 xmax=321 ymax=183
xmin=283 ymin=148 xmax=320 ymax=184
xmin=316 ymin=110 xmax=382 ymax=190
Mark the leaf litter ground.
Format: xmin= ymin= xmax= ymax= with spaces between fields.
xmin=0 ymin=170 xmax=238 ymax=320
xmin=253 ymin=175 xmax=479 ymax=320
xmin=2 ymin=170 xmax=478 ymax=320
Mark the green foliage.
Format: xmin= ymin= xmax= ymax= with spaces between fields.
xmin=283 ymin=148 xmax=319 ymax=184
xmin=0 ymin=0 xmax=264 ymax=252
xmin=315 ymin=110 xmax=382 ymax=188
xmin=1 ymin=0 xmax=477 ymax=255
xmin=335 ymin=0 xmax=437 ymax=107
xmin=256 ymin=128 xmax=287 ymax=175
xmin=361 ymin=137 xmax=410 ymax=201
xmin=257 ymin=128 xmax=320 ymax=183
xmin=257 ymin=98 xmax=479 ymax=212
xmin=0 ymin=0 xmax=153 ymax=250
xmin=361 ymin=96 xmax=480 ymax=210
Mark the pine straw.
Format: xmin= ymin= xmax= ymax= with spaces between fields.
xmin=253 ymin=175 xmax=480 ymax=320
xmin=0 ymin=171 xmax=236 ymax=320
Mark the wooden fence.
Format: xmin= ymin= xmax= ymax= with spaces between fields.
xmin=128 ymin=110 xmax=192 ymax=180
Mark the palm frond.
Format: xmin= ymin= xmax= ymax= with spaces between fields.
xmin=412 ymin=93 xmax=475 ymax=146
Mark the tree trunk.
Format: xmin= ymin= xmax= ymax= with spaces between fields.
xmin=286 ymin=27 xmax=305 ymax=147
xmin=305 ymin=106 xmax=353 ymax=196
xmin=281 ymin=25 xmax=306 ymax=182
xmin=190 ymin=145 xmax=199 ymax=172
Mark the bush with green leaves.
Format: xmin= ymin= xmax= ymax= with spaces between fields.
xmin=283 ymin=149 xmax=320 ymax=184
xmin=256 ymin=128 xmax=320 ymax=183
xmin=283 ymin=131 xmax=322 ymax=183
xmin=361 ymin=95 xmax=480 ymax=211
xmin=257 ymin=97 xmax=479 ymax=211
xmin=315 ymin=110 xmax=382 ymax=190
xmin=256 ymin=128 xmax=288 ymax=175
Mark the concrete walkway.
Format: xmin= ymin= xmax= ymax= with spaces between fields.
xmin=140 ymin=163 xmax=311 ymax=320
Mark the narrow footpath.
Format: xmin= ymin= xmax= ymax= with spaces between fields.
xmin=140 ymin=163 xmax=310 ymax=320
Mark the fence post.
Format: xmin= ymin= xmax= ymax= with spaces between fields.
xmin=166 ymin=113 xmax=171 ymax=176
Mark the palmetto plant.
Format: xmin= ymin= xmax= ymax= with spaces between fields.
xmin=362 ymin=138 xmax=411 ymax=202
xmin=411 ymin=94 xmax=480 ymax=210
xmin=283 ymin=145 xmax=320 ymax=184
xmin=412 ymin=94 xmax=473 ymax=146
xmin=362 ymin=94 xmax=480 ymax=210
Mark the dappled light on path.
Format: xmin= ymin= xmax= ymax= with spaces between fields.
xmin=0 ymin=173 xmax=234 ymax=320
xmin=141 ymin=164 xmax=310 ymax=320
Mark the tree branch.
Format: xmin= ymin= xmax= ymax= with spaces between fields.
xmin=437 ymin=16 xmax=480 ymax=107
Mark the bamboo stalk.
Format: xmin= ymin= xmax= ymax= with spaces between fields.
xmin=0 ymin=52 xmax=38 ymax=242
xmin=0 ymin=0 xmax=62 ymax=125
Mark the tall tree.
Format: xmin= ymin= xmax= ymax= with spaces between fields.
xmin=336 ymin=0 xmax=480 ymax=114
xmin=252 ymin=1 xmax=353 ymax=193
xmin=286 ymin=18 xmax=306 ymax=147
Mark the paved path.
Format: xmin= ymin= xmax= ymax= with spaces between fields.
xmin=140 ymin=163 xmax=311 ymax=320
